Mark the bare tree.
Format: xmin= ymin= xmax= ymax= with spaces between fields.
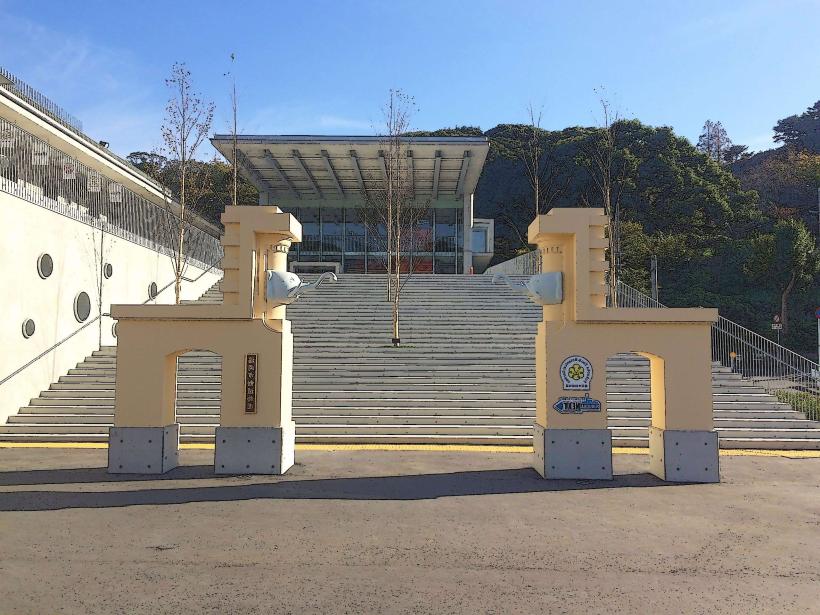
xmin=521 ymin=103 xmax=572 ymax=216
xmin=516 ymin=103 xmax=571 ymax=248
xmin=160 ymin=62 xmax=215 ymax=303
xmin=581 ymin=93 xmax=632 ymax=306
xmin=81 ymin=220 xmax=109 ymax=347
xmin=522 ymin=103 xmax=544 ymax=221
xmin=360 ymin=89 xmax=430 ymax=346
xmin=226 ymin=53 xmax=238 ymax=208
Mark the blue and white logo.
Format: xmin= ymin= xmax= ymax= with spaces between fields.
xmin=553 ymin=394 xmax=602 ymax=414
xmin=560 ymin=355 xmax=593 ymax=390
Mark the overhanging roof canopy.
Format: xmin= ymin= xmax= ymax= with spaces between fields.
xmin=210 ymin=135 xmax=490 ymax=205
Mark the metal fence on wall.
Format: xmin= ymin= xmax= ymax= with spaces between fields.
xmin=0 ymin=118 xmax=223 ymax=270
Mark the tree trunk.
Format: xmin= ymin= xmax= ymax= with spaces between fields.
xmin=176 ymin=165 xmax=186 ymax=305
xmin=392 ymin=223 xmax=401 ymax=345
xmin=98 ymin=230 xmax=105 ymax=347
xmin=606 ymin=184 xmax=617 ymax=307
xmin=781 ymin=272 xmax=796 ymax=337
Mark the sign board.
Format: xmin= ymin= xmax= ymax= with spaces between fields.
xmin=771 ymin=323 xmax=783 ymax=330
xmin=31 ymin=147 xmax=49 ymax=166
xmin=773 ymin=314 xmax=781 ymax=324
xmin=244 ymin=353 xmax=258 ymax=413
xmin=108 ymin=182 xmax=122 ymax=203
xmin=0 ymin=128 xmax=13 ymax=148
xmin=560 ymin=355 xmax=593 ymax=391
xmin=62 ymin=161 xmax=76 ymax=180
xmin=87 ymin=172 xmax=102 ymax=193
xmin=815 ymin=307 xmax=820 ymax=319
xmin=553 ymin=394 xmax=602 ymax=414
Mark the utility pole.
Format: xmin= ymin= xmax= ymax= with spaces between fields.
xmin=650 ymin=254 xmax=659 ymax=303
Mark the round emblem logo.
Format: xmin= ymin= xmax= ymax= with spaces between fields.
xmin=560 ymin=355 xmax=593 ymax=391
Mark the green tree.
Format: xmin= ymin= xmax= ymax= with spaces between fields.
xmin=773 ymin=101 xmax=820 ymax=152
xmin=745 ymin=219 xmax=819 ymax=337
xmin=723 ymin=144 xmax=751 ymax=164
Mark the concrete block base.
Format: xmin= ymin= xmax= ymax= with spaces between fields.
xmin=214 ymin=423 xmax=295 ymax=475
xmin=108 ymin=424 xmax=179 ymax=474
xmin=533 ymin=424 xmax=613 ymax=480
xmin=649 ymin=426 xmax=720 ymax=483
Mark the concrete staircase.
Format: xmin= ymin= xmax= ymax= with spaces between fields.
xmin=2 ymin=275 xmax=819 ymax=448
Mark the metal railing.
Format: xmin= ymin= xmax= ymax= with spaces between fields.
xmin=484 ymin=249 xmax=542 ymax=276
xmin=0 ymin=118 xmax=223 ymax=270
xmin=614 ymin=281 xmax=665 ymax=309
xmin=618 ymin=280 xmax=819 ymax=417
xmin=1 ymin=65 xmax=205 ymax=206
xmin=345 ymin=234 xmax=366 ymax=252
xmin=0 ymin=66 xmax=83 ymax=132
xmin=487 ymin=249 xmax=820 ymax=418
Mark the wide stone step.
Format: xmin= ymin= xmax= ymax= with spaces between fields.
xmin=20 ymin=406 xmax=117 ymax=415
xmin=1 ymin=430 xmax=817 ymax=449
xmin=290 ymin=380 xmax=537 ymax=390
xmin=51 ymin=381 xmax=117 ymax=390
xmin=715 ymin=437 xmax=820 ymax=450
xmin=6 ymin=274 xmax=819 ymax=450
xmin=607 ymin=416 xmax=818 ymax=429
xmin=7 ymin=414 xmax=114 ymax=425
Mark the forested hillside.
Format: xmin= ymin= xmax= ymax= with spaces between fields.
xmin=129 ymin=105 xmax=820 ymax=357
xmin=408 ymin=113 xmax=819 ymax=357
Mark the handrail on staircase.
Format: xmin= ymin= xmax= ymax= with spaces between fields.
xmin=0 ymin=260 xmax=223 ymax=389
xmin=616 ymin=281 xmax=819 ymax=416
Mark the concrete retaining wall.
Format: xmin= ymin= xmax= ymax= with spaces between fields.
xmin=0 ymin=191 xmax=222 ymax=422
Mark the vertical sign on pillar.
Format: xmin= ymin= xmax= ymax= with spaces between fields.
xmin=244 ymin=353 xmax=258 ymax=413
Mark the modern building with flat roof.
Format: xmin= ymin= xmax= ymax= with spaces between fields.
xmin=210 ymin=134 xmax=494 ymax=274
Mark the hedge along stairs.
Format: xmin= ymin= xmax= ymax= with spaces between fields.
xmin=2 ymin=275 xmax=819 ymax=448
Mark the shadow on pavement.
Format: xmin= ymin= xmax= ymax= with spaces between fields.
xmin=0 ymin=467 xmax=682 ymax=511
xmin=0 ymin=464 xmax=217 ymax=486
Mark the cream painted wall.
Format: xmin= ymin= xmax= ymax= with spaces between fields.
xmin=0 ymin=192 xmax=222 ymax=422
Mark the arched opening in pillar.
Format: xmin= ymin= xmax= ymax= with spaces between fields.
xmin=174 ymin=350 xmax=222 ymax=444
xmin=606 ymin=352 xmax=653 ymax=447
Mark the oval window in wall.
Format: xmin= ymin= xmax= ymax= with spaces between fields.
xmin=148 ymin=282 xmax=158 ymax=300
xmin=21 ymin=318 xmax=36 ymax=339
xmin=103 ymin=263 xmax=113 ymax=279
xmin=73 ymin=292 xmax=91 ymax=322
xmin=37 ymin=253 xmax=54 ymax=279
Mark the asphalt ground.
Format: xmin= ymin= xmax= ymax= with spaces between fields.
xmin=0 ymin=447 xmax=818 ymax=614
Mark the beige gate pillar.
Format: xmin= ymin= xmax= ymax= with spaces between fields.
xmin=525 ymin=209 xmax=720 ymax=483
xmin=108 ymin=206 xmax=303 ymax=475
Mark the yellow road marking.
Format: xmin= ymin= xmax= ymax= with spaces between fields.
xmin=0 ymin=441 xmax=818 ymax=457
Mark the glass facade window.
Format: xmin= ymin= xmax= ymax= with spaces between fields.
xmin=434 ymin=254 xmax=456 ymax=274
xmin=322 ymin=208 xmax=343 ymax=253
xmin=413 ymin=256 xmax=433 ymax=273
xmin=368 ymin=222 xmax=387 ymax=253
xmin=472 ymin=228 xmax=488 ymax=253
xmin=434 ymin=208 xmax=459 ymax=252
xmin=345 ymin=209 xmax=366 ymax=253
xmin=367 ymin=257 xmax=387 ymax=273
xmin=343 ymin=256 xmax=366 ymax=273
xmin=411 ymin=211 xmax=433 ymax=253
xmin=300 ymin=208 xmax=320 ymax=253
xmin=286 ymin=205 xmax=464 ymax=274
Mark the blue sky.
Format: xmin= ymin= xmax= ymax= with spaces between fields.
xmin=1 ymin=0 xmax=819 ymax=159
